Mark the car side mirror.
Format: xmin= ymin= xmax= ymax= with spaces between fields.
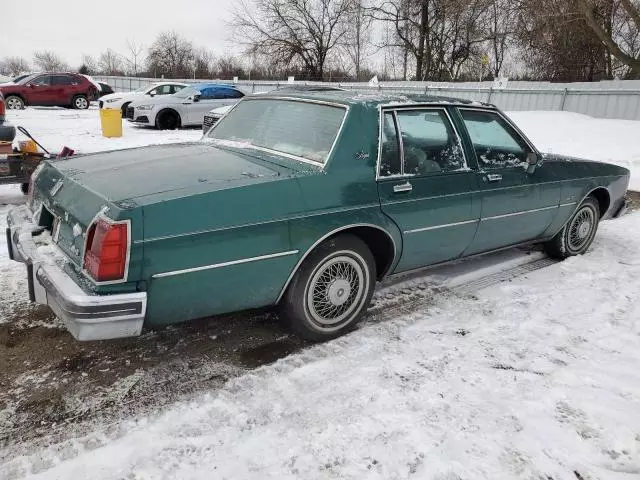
xmin=149 ymin=92 xmax=155 ymax=97
xmin=526 ymin=152 xmax=541 ymax=174
xmin=193 ymin=94 xmax=201 ymax=103
xmin=28 ymin=84 xmax=35 ymax=88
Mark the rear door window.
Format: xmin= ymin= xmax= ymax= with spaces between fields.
xmin=51 ymin=75 xmax=75 ymax=85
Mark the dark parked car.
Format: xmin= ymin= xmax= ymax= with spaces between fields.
xmin=0 ymin=92 xmax=16 ymax=143
xmin=6 ymin=92 xmax=629 ymax=342
xmin=97 ymin=82 xmax=115 ymax=98
xmin=0 ymin=73 xmax=98 ymax=110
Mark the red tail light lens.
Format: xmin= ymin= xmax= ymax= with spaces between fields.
xmin=0 ymin=99 xmax=5 ymax=117
xmin=83 ymin=218 xmax=129 ymax=282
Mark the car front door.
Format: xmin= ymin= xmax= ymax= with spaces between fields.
xmin=377 ymin=107 xmax=481 ymax=273
xmin=24 ymin=75 xmax=53 ymax=105
xmin=456 ymin=108 xmax=560 ymax=255
xmin=185 ymin=87 xmax=241 ymax=126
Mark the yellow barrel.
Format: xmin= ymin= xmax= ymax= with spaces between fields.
xmin=100 ymin=108 xmax=123 ymax=138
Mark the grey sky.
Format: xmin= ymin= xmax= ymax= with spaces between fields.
xmin=1 ymin=0 xmax=238 ymax=68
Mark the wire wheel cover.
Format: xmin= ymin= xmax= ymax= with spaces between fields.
xmin=306 ymin=254 xmax=366 ymax=327
xmin=568 ymin=206 xmax=595 ymax=251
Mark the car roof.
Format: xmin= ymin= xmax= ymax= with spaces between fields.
xmin=252 ymin=90 xmax=494 ymax=109
xmin=152 ymin=81 xmax=188 ymax=86
xmin=191 ymin=83 xmax=241 ymax=91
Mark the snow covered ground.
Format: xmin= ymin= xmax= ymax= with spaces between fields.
xmin=1 ymin=108 xmax=639 ymax=479
xmin=3 ymin=213 xmax=640 ymax=479
xmin=509 ymin=111 xmax=640 ymax=191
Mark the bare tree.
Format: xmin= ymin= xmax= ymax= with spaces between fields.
xmin=2 ymin=56 xmax=31 ymax=76
xmin=33 ymin=51 xmax=69 ymax=72
xmin=80 ymin=54 xmax=99 ymax=75
xmin=371 ymin=0 xmax=493 ymax=81
xmin=577 ymin=0 xmax=640 ymax=76
xmin=485 ymin=0 xmax=519 ymax=78
xmin=98 ymin=49 xmax=124 ymax=75
xmin=231 ymin=0 xmax=352 ymax=80
xmin=343 ymin=0 xmax=374 ymax=80
xmin=147 ymin=31 xmax=195 ymax=78
xmin=124 ymin=39 xmax=146 ymax=76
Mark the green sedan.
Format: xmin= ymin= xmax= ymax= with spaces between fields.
xmin=6 ymin=92 xmax=629 ymax=341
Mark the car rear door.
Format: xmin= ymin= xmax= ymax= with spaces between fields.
xmin=50 ymin=75 xmax=76 ymax=105
xmin=377 ymin=106 xmax=481 ymax=273
xmin=455 ymin=108 xmax=560 ymax=255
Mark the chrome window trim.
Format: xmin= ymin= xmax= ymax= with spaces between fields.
xmin=376 ymin=106 xmax=469 ymax=181
xmin=456 ymin=106 xmax=540 ymax=158
xmin=405 ymin=219 xmax=479 ymax=234
xmin=152 ymin=250 xmax=300 ymax=279
xmin=275 ymin=223 xmax=398 ymax=304
xmin=135 ymin=203 xmax=382 ymax=245
xmin=206 ymin=96 xmax=350 ymax=169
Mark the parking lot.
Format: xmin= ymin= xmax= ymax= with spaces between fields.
xmin=1 ymin=106 xmax=640 ymax=478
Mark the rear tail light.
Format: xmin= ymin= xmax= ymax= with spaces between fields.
xmin=0 ymin=99 xmax=5 ymax=117
xmin=83 ymin=218 xmax=129 ymax=282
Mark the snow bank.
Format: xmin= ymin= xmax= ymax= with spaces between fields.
xmin=508 ymin=111 xmax=640 ymax=191
xmin=3 ymin=213 xmax=639 ymax=479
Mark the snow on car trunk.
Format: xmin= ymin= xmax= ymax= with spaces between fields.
xmin=2 ymin=212 xmax=639 ymax=479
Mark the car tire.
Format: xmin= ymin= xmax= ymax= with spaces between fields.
xmin=5 ymin=95 xmax=24 ymax=110
xmin=120 ymin=102 xmax=131 ymax=118
xmin=281 ymin=234 xmax=376 ymax=342
xmin=155 ymin=110 xmax=181 ymax=130
xmin=20 ymin=183 xmax=29 ymax=195
xmin=545 ymin=196 xmax=600 ymax=259
xmin=71 ymin=95 xmax=89 ymax=110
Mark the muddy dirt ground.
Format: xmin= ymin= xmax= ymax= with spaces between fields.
xmin=1 ymin=191 xmax=638 ymax=458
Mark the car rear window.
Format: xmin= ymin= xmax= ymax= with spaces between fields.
xmin=207 ymin=99 xmax=346 ymax=164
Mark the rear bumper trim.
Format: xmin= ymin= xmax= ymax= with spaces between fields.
xmin=6 ymin=205 xmax=147 ymax=341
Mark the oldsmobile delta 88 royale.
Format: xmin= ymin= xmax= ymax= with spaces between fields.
xmin=6 ymin=92 xmax=629 ymax=341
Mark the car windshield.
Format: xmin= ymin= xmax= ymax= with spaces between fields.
xmin=206 ymin=99 xmax=346 ymax=164
xmin=174 ymin=86 xmax=199 ymax=99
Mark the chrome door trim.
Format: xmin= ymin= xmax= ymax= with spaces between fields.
xmin=275 ymin=223 xmax=398 ymax=304
xmin=405 ymin=219 xmax=479 ymax=234
xmin=481 ymin=205 xmax=557 ymax=222
xmin=152 ymin=250 xmax=299 ymax=279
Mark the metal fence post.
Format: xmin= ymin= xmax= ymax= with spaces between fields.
xmin=487 ymin=87 xmax=493 ymax=103
xmin=560 ymin=88 xmax=568 ymax=111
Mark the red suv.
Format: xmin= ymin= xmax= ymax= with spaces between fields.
xmin=0 ymin=73 xmax=98 ymax=110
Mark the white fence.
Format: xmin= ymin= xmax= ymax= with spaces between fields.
xmin=94 ymin=76 xmax=640 ymax=121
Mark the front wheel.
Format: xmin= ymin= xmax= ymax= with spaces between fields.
xmin=281 ymin=234 xmax=376 ymax=342
xmin=155 ymin=110 xmax=180 ymax=130
xmin=5 ymin=95 xmax=24 ymax=110
xmin=545 ymin=196 xmax=600 ymax=259
xmin=72 ymin=95 xmax=89 ymax=110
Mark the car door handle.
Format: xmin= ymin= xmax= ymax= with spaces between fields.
xmin=393 ymin=182 xmax=413 ymax=193
xmin=486 ymin=174 xmax=502 ymax=182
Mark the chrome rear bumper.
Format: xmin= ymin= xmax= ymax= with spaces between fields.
xmin=6 ymin=205 xmax=146 ymax=341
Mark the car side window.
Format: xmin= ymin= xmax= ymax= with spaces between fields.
xmin=394 ymin=109 xmax=466 ymax=175
xmin=169 ymin=85 xmax=184 ymax=94
xmin=380 ymin=112 xmax=401 ymax=176
xmin=30 ymin=75 xmax=51 ymax=86
xmin=51 ymin=75 xmax=74 ymax=86
xmin=459 ymin=109 xmax=531 ymax=169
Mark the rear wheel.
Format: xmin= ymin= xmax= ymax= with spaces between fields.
xmin=121 ymin=102 xmax=131 ymax=118
xmin=5 ymin=96 xmax=24 ymax=110
xmin=545 ymin=196 xmax=600 ymax=259
xmin=155 ymin=110 xmax=180 ymax=130
xmin=281 ymin=234 xmax=376 ymax=342
xmin=72 ymin=95 xmax=89 ymax=110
